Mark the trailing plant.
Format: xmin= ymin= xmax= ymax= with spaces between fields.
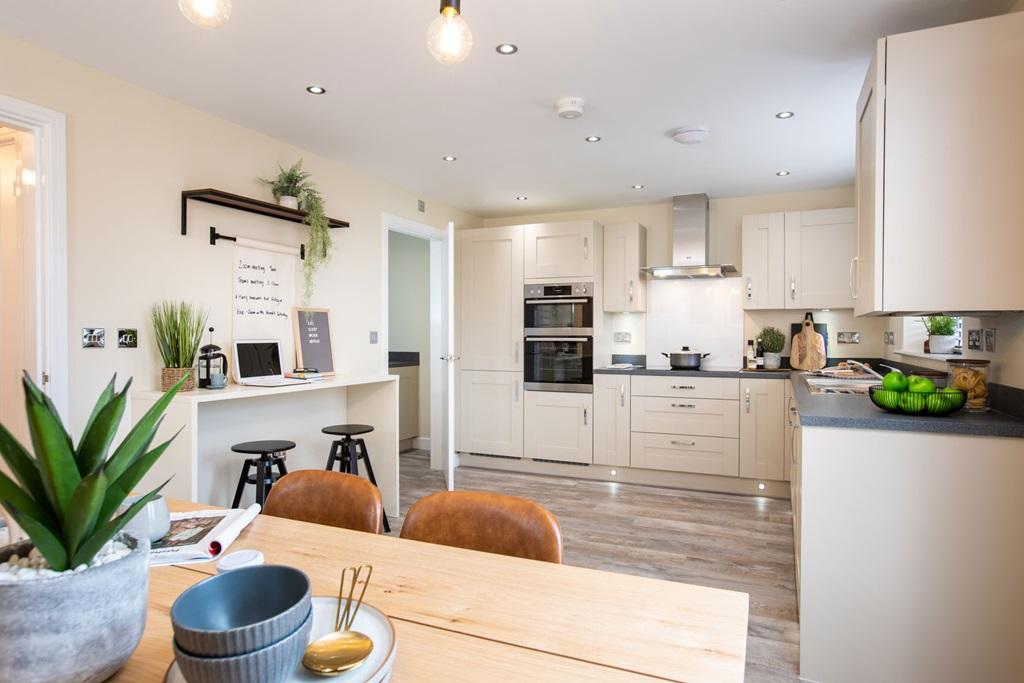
xmin=259 ymin=159 xmax=312 ymax=199
xmin=151 ymin=301 xmax=208 ymax=369
xmin=760 ymin=326 xmax=786 ymax=354
xmin=921 ymin=315 xmax=957 ymax=337
xmin=0 ymin=373 xmax=187 ymax=570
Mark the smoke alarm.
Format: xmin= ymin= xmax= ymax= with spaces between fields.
xmin=672 ymin=126 xmax=712 ymax=145
xmin=555 ymin=97 xmax=585 ymax=119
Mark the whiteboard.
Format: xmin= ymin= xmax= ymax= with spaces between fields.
xmin=232 ymin=245 xmax=295 ymax=366
xmin=292 ymin=307 xmax=335 ymax=375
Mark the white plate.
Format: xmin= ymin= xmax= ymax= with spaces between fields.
xmin=166 ymin=597 xmax=397 ymax=683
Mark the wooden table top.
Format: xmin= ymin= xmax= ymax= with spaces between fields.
xmin=118 ymin=499 xmax=749 ymax=682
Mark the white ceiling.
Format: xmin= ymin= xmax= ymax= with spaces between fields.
xmin=0 ymin=1 xmax=1012 ymax=217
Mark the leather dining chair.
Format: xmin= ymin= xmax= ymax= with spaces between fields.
xmin=263 ymin=470 xmax=383 ymax=534
xmin=400 ymin=491 xmax=563 ymax=563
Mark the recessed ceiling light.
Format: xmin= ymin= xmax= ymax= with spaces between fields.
xmin=495 ymin=43 xmax=518 ymax=55
xmin=442 ymin=155 xmax=457 ymax=162
xmin=632 ymin=184 xmax=645 ymax=190
xmin=585 ymin=136 xmax=602 ymax=143
xmin=776 ymin=170 xmax=791 ymax=176
xmin=515 ymin=196 xmax=528 ymax=201
xmin=306 ymin=85 xmax=326 ymax=95
xmin=775 ymin=111 xmax=795 ymax=119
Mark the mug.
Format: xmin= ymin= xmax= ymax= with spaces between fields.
xmin=209 ymin=372 xmax=227 ymax=389
xmin=121 ymin=494 xmax=171 ymax=543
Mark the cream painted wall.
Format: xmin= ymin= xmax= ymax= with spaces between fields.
xmin=387 ymin=231 xmax=430 ymax=437
xmin=0 ymin=33 xmax=481 ymax=434
xmin=746 ymin=310 xmax=888 ymax=359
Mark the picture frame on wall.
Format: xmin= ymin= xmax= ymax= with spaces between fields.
xmin=292 ymin=307 xmax=336 ymax=375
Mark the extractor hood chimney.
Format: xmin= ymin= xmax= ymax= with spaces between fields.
xmin=643 ymin=194 xmax=737 ymax=279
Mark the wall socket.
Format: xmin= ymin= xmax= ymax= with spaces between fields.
xmin=883 ymin=331 xmax=895 ymax=345
xmin=614 ymin=331 xmax=632 ymax=343
xmin=837 ymin=331 xmax=861 ymax=344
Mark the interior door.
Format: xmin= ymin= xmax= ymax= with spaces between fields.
xmin=430 ymin=222 xmax=457 ymax=490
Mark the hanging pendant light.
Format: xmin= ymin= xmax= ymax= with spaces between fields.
xmin=427 ymin=0 xmax=473 ymax=65
xmin=178 ymin=0 xmax=232 ymax=28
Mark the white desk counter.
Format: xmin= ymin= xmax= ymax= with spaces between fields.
xmin=131 ymin=375 xmax=399 ymax=513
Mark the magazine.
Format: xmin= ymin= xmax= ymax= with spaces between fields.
xmin=149 ymin=504 xmax=261 ymax=565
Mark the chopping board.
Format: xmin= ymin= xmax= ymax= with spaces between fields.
xmin=791 ymin=319 xmax=827 ymax=370
xmin=789 ymin=321 xmax=829 ymax=358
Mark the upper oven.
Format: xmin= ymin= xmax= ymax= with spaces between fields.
xmin=524 ymin=282 xmax=594 ymax=336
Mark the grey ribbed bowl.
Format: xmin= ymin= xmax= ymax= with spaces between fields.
xmin=171 ymin=565 xmax=311 ymax=657
xmin=173 ymin=607 xmax=312 ymax=683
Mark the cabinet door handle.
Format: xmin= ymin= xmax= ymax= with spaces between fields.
xmin=628 ymin=279 xmax=634 ymax=303
xmin=746 ymin=277 xmax=752 ymax=301
xmin=745 ymin=387 xmax=751 ymax=413
xmin=620 ymin=383 xmax=626 ymax=407
xmin=583 ymin=236 xmax=589 ymax=260
xmin=583 ymin=407 xmax=588 ymax=426
xmin=514 ymin=341 xmax=519 ymax=364
xmin=849 ymin=256 xmax=859 ymax=300
xmin=670 ymin=440 xmax=697 ymax=447
xmin=514 ymin=380 xmax=520 ymax=402
xmin=790 ymin=275 xmax=796 ymax=302
xmin=670 ymin=403 xmax=696 ymax=409
xmin=670 ymin=385 xmax=695 ymax=390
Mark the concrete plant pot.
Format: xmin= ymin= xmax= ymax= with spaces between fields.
xmin=764 ymin=352 xmax=782 ymax=369
xmin=0 ymin=533 xmax=150 ymax=683
xmin=929 ymin=334 xmax=956 ymax=354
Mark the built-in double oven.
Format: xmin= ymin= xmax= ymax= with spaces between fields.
xmin=523 ymin=282 xmax=594 ymax=393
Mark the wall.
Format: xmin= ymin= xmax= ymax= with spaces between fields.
xmin=746 ymin=310 xmax=888 ymax=359
xmin=0 ymin=33 xmax=480 ymax=435
xmin=387 ymin=231 xmax=430 ymax=437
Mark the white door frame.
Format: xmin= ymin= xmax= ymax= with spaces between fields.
xmin=0 ymin=96 xmax=69 ymax=419
xmin=381 ymin=213 xmax=456 ymax=488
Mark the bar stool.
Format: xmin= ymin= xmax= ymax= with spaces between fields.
xmin=231 ymin=440 xmax=294 ymax=509
xmin=322 ymin=424 xmax=390 ymax=532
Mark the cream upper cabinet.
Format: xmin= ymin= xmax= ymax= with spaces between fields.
xmin=458 ymin=370 xmax=523 ymax=458
xmin=603 ymin=223 xmax=646 ymax=313
xmin=856 ymin=13 xmax=1024 ymax=314
xmin=739 ymin=379 xmax=786 ymax=481
xmin=741 ymin=213 xmax=785 ymax=310
xmin=524 ymin=221 xmax=597 ymax=279
xmin=456 ymin=227 xmax=524 ymax=372
xmin=524 ymin=391 xmax=593 ymax=464
xmin=784 ymin=208 xmax=856 ymax=310
xmin=593 ymin=374 xmax=630 ymax=467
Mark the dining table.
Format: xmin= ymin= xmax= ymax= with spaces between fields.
xmin=115 ymin=499 xmax=749 ymax=682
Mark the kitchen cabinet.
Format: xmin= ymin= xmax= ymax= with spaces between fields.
xmin=458 ymin=371 xmax=523 ymax=458
xmin=630 ymin=376 xmax=738 ymax=401
xmin=854 ymin=12 xmax=1024 ymax=314
xmin=524 ymin=221 xmax=598 ymax=279
xmin=783 ymin=381 xmax=795 ymax=482
xmin=391 ymin=364 xmax=419 ymax=443
xmin=631 ymin=397 xmax=739 ymax=439
xmin=738 ymin=379 xmax=786 ymax=481
xmin=740 ymin=209 xmax=855 ymax=311
xmin=630 ymin=433 xmax=739 ymax=476
xmin=593 ymin=375 xmax=630 ymax=467
xmin=524 ymin=391 xmax=593 ymax=464
xmin=603 ymin=223 xmax=647 ymax=312
xmin=456 ymin=227 xmax=524 ymax=372
xmin=790 ymin=405 xmax=801 ymax=599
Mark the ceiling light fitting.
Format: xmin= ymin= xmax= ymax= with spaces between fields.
xmin=515 ymin=196 xmax=528 ymax=201
xmin=555 ymin=97 xmax=585 ymax=120
xmin=775 ymin=111 xmax=795 ymax=119
xmin=632 ymin=184 xmax=645 ymax=190
xmin=427 ymin=0 xmax=473 ymax=65
xmin=442 ymin=155 xmax=457 ymax=162
xmin=671 ymin=126 xmax=711 ymax=145
xmin=585 ymin=136 xmax=601 ymax=143
xmin=306 ymin=85 xmax=326 ymax=95
xmin=496 ymin=43 xmax=518 ymax=55
xmin=776 ymin=170 xmax=791 ymax=176
xmin=178 ymin=0 xmax=232 ymax=28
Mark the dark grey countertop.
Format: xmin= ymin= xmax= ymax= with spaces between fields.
xmin=388 ymin=360 xmax=420 ymax=368
xmin=595 ymin=366 xmax=791 ymax=379
xmin=388 ymin=351 xmax=419 ymax=368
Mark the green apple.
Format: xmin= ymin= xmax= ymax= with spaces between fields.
xmin=907 ymin=375 xmax=936 ymax=394
xmin=899 ymin=392 xmax=927 ymax=414
xmin=882 ymin=371 xmax=909 ymax=392
xmin=926 ymin=393 xmax=951 ymax=415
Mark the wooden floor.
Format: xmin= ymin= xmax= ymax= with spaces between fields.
xmin=395 ymin=450 xmax=800 ymax=683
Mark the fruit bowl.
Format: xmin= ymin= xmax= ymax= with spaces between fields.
xmin=869 ymin=385 xmax=966 ymax=416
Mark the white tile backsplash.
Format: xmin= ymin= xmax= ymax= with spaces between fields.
xmin=645 ymin=279 xmax=744 ymax=369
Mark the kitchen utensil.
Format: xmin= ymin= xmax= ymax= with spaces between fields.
xmin=661 ymin=347 xmax=710 ymax=370
xmin=171 ymin=565 xmax=312 ymax=658
xmin=120 ymin=493 xmax=171 ymax=542
xmin=791 ymin=314 xmax=827 ymax=371
xmin=869 ymin=386 xmax=966 ymax=416
xmin=790 ymin=313 xmax=829 ymax=359
xmin=302 ymin=565 xmax=375 ymax=676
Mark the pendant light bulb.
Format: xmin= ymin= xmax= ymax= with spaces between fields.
xmin=178 ymin=0 xmax=232 ymax=28
xmin=427 ymin=1 xmax=473 ymax=65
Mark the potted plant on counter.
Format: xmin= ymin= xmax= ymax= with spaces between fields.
xmin=0 ymin=372 xmax=186 ymax=683
xmin=921 ymin=315 xmax=957 ymax=354
xmin=152 ymin=300 xmax=208 ymax=391
xmin=760 ymin=326 xmax=786 ymax=369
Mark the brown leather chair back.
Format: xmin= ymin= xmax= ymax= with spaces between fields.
xmin=400 ymin=491 xmax=563 ymax=563
xmin=264 ymin=470 xmax=383 ymax=534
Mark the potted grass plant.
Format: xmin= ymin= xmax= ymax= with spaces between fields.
xmin=921 ymin=315 xmax=958 ymax=354
xmin=152 ymin=301 xmax=208 ymax=391
xmin=0 ymin=372 xmax=186 ymax=683
xmin=760 ymin=326 xmax=786 ymax=369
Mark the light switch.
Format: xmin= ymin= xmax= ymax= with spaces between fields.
xmin=369 ymin=331 xmax=379 ymax=344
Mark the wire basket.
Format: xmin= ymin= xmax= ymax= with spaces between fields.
xmin=869 ymin=386 xmax=966 ymax=417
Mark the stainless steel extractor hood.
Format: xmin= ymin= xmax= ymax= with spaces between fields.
xmin=643 ymin=194 xmax=738 ymax=279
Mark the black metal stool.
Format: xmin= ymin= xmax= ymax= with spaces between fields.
xmin=231 ymin=440 xmax=294 ymax=509
xmin=323 ymin=424 xmax=390 ymax=532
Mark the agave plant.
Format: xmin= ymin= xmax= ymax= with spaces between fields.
xmin=0 ymin=373 xmax=186 ymax=571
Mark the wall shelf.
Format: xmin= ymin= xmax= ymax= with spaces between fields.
xmin=180 ymin=188 xmax=349 ymax=236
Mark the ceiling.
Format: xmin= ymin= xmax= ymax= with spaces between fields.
xmin=0 ymin=1 xmax=1012 ymax=217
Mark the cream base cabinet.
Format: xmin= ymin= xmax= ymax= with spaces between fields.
xmin=741 ymin=213 xmax=785 ymax=310
xmin=739 ymin=379 xmax=786 ymax=481
xmin=524 ymin=391 xmax=593 ymax=464
xmin=603 ymin=223 xmax=647 ymax=313
xmin=593 ymin=375 xmax=630 ymax=467
xmin=784 ymin=208 xmax=856 ymax=310
xmin=391 ymin=365 xmax=419 ymax=443
xmin=458 ymin=371 xmax=523 ymax=458
xmin=524 ymin=221 xmax=597 ymax=279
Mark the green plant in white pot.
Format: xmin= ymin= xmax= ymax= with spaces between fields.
xmin=0 ymin=372 xmax=186 ymax=683
xmin=921 ymin=315 xmax=958 ymax=354
xmin=760 ymin=326 xmax=786 ymax=369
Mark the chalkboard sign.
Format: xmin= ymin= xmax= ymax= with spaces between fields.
xmin=292 ymin=307 xmax=335 ymax=375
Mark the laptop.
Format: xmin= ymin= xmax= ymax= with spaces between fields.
xmin=232 ymin=340 xmax=309 ymax=387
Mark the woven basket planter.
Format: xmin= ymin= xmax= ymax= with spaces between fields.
xmin=161 ymin=367 xmax=195 ymax=392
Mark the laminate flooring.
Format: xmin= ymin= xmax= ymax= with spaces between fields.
xmin=395 ymin=450 xmax=800 ymax=683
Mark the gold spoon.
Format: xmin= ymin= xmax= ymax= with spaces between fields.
xmin=302 ymin=565 xmax=375 ymax=676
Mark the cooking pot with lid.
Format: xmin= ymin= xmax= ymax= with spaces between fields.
xmin=662 ymin=347 xmax=711 ymax=370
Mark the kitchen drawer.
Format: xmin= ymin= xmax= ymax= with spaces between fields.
xmin=630 ymin=433 xmax=739 ymax=476
xmin=631 ymin=375 xmax=739 ymax=400
xmin=631 ymin=396 xmax=739 ymax=438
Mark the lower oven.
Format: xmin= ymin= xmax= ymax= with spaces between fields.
xmin=524 ymin=336 xmax=593 ymax=393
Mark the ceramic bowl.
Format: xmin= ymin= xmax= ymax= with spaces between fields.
xmin=173 ymin=607 xmax=312 ymax=683
xmin=171 ymin=565 xmax=311 ymax=657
